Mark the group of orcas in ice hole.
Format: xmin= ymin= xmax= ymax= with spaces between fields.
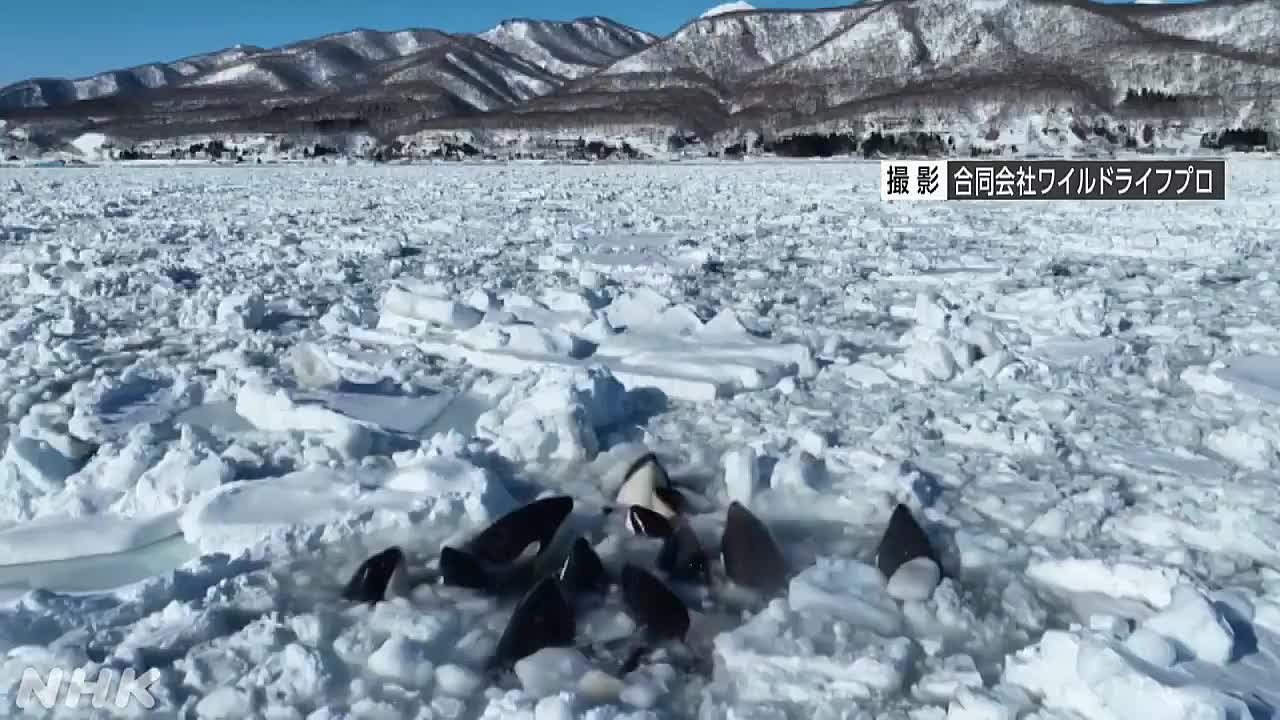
xmin=344 ymin=452 xmax=942 ymax=676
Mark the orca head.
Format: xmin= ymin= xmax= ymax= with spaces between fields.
xmin=342 ymin=546 xmax=408 ymax=604
xmin=657 ymin=523 xmax=711 ymax=586
xmin=620 ymin=563 xmax=690 ymax=642
xmin=875 ymin=503 xmax=941 ymax=589
xmin=468 ymin=495 xmax=574 ymax=566
xmin=626 ymin=505 xmax=675 ymax=539
xmin=616 ymin=452 xmax=674 ymax=516
xmin=558 ymin=537 xmax=611 ymax=596
xmin=720 ymin=501 xmax=789 ymax=595
xmin=489 ymin=576 xmax=577 ymax=670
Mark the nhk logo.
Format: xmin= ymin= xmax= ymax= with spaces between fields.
xmin=15 ymin=667 xmax=161 ymax=711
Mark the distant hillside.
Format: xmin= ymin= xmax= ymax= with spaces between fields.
xmin=3 ymin=0 xmax=1278 ymax=159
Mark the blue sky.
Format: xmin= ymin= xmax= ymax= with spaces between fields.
xmin=1 ymin=0 xmax=1199 ymax=86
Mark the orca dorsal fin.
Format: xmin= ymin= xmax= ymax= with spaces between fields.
xmin=720 ymin=501 xmax=788 ymax=595
xmin=875 ymin=503 xmax=939 ymax=581
xmin=558 ymin=537 xmax=610 ymax=596
xmin=658 ymin=523 xmax=710 ymax=585
xmin=620 ymin=564 xmax=690 ymax=641
xmin=489 ymin=577 xmax=577 ymax=669
xmin=342 ymin=546 xmax=407 ymax=604
xmin=439 ymin=545 xmax=494 ymax=591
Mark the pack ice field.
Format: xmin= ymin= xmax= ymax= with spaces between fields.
xmin=0 ymin=160 xmax=1278 ymax=720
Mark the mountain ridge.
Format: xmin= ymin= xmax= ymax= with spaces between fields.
xmin=0 ymin=16 xmax=655 ymax=111
xmin=3 ymin=0 xmax=1279 ymax=158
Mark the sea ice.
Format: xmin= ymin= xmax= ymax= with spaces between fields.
xmin=0 ymin=160 xmax=1277 ymax=720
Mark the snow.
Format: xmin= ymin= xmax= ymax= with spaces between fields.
xmin=514 ymin=647 xmax=592 ymax=698
xmin=885 ymin=556 xmax=943 ymax=602
xmin=69 ymin=133 xmax=110 ymax=160
xmin=0 ymin=160 xmax=1278 ymax=719
xmin=1002 ymin=630 xmax=1264 ymax=720
xmin=1209 ymin=354 xmax=1280 ymax=405
xmin=179 ymin=459 xmax=515 ymax=558
xmin=713 ymin=595 xmax=917 ymax=703
xmin=701 ymin=2 xmax=757 ymax=18
xmin=721 ymin=446 xmax=759 ymax=505
xmin=234 ymin=382 xmax=375 ymax=458
xmin=367 ymin=633 xmax=436 ymax=687
xmin=378 ymin=276 xmax=816 ymax=402
xmin=1142 ymin=585 xmax=1237 ymax=665
xmin=0 ymin=511 xmax=179 ymax=565
xmin=479 ymin=18 xmax=656 ymax=81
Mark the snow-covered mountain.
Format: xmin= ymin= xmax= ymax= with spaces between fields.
xmin=0 ymin=31 xmax=447 ymax=110
xmin=602 ymin=7 xmax=867 ymax=85
xmin=479 ymin=17 xmax=658 ymax=79
xmin=0 ymin=45 xmax=260 ymax=111
xmin=492 ymin=0 xmax=1280 ymax=144
xmin=0 ymin=18 xmax=651 ymax=113
xmin=3 ymin=0 xmax=1279 ymax=155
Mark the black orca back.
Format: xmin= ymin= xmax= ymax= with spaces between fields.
xmin=658 ymin=523 xmax=710 ymax=585
xmin=439 ymin=545 xmax=494 ymax=591
xmin=558 ymin=537 xmax=610 ymax=596
xmin=875 ymin=503 xmax=939 ymax=580
xmin=720 ymin=502 xmax=788 ymax=595
xmin=490 ymin=577 xmax=577 ymax=669
xmin=621 ymin=564 xmax=690 ymax=641
xmin=469 ymin=496 xmax=574 ymax=565
xmin=342 ymin=546 xmax=406 ymax=604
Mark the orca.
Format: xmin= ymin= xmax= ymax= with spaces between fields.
xmin=342 ymin=546 xmax=409 ymax=604
xmin=875 ymin=503 xmax=939 ymax=579
xmin=626 ymin=505 xmax=675 ymax=538
xmin=439 ymin=545 xmax=494 ymax=591
xmin=615 ymin=452 xmax=679 ymax=518
xmin=436 ymin=496 xmax=579 ymax=598
xmin=657 ymin=523 xmax=711 ymax=585
xmin=653 ymin=486 xmax=688 ymax=516
xmin=620 ymin=564 xmax=691 ymax=641
xmin=489 ymin=576 xmax=577 ymax=669
xmin=467 ymin=495 xmax=574 ymax=565
xmin=875 ymin=504 xmax=942 ymax=599
xmin=614 ymin=563 xmax=693 ymax=675
xmin=558 ymin=537 xmax=611 ymax=596
xmin=720 ymin=501 xmax=788 ymax=595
